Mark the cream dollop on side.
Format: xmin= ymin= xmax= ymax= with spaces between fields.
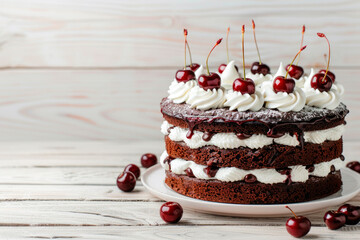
xmin=221 ymin=60 xmax=240 ymax=89
xmin=224 ymin=90 xmax=264 ymax=111
xmin=262 ymin=81 xmax=306 ymax=112
xmin=303 ymin=68 xmax=341 ymax=110
xmin=194 ymin=65 xmax=207 ymax=79
xmin=186 ymin=86 xmax=226 ymax=110
xmin=168 ymin=79 xmax=196 ymax=104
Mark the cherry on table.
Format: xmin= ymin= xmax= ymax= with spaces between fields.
xmin=323 ymin=210 xmax=346 ymax=230
xmin=338 ymin=204 xmax=360 ymax=225
xmin=233 ymin=78 xmax=255 ymax=95
xmin=116 ymin=171 xmax=136 ymax=192
xmin=346 ymin=161 xmax=360 ymax=173
xmin=250 ymin=62 xmax=270 ymax=75
xmin=285 ymin=206 xmax=311 ymax=238
xmin=319 ymin=69 xmax=335 ymax=83
xmin=141 ymin=153 xmax=157 ymax=168
xmin=273 ymin=76 xmax=295 ymax=94
xmin=311 ymin=73 xmax=332 ymax=92
xmin=124 ymin=164 xmax=141 ymax=179
xmin=285 ymin=64 xmax=304 ymax=79
xmin=160 ymin=202 xmax=183 ymax=223
xmin=175 ymin=69 xmax=195 ymax=82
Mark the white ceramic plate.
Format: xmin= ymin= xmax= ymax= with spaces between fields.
xmin=142 ymin=165 xmax=360 ymax=217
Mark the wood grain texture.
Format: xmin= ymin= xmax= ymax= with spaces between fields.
xmin=0 ymin=69 xmax=358 ymax=141
xmin=0 ymin=141 xmax=357 ymax=239
xmin=0 ymin=0 xmax=358 ymax=68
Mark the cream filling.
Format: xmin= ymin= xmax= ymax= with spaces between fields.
xmin=161 ymin=121 xmax=344 ymax=149
xmin=160 ymin=151 xmax=344 ymax=184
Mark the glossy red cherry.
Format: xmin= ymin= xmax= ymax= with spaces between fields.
xmin=233 ymin=78 xmax=255 ymax=95
xmin=124 ymin=164 xmax=141 ymax=179
xmin=116 ymin=171 xmax=136 ymax=192
xmin=319 ymin=69 xmax=335 ymax=83
xmin=198 ymin=72 xmax=221 ymax=90
xmin=251 ymin=62 xmax=270 ymax=75
xmin=285 ymin=206 xmax=311 ymax=238
xmin=187 ymin=63 xmax=200 ymax=71
xmin=324 ymin=210 xmax=346 ymax=230
xmin=346 ymin=161 xmax=360 ymax=173
xmin=218 ymin=63 xmax=227 ymax=74
xmin=160 ymin=202 xmax=183 ymax=223
xmin=338 ymin=204 xmax=360 ymax=225
xmin=273 ymin=76 xmax=295 ymax=93
xmin=175 ymin=69 xmax=195 ymax=82
xmin=285 ymin=64 xmax=304 ymax=79
xmin=140 ymin=153 xmax=157 ymax=168
xmin=218 ymin=64 xmax=239 ymax=74
xmin=311 ymin=73 xmax=332 ymax=92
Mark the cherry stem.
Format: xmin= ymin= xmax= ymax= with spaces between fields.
xmin=241 ymin=25 xmax=246 ymax=78
xmin=183 ymin=29 xmax=188 ymax=69
xmin=226 ymin=27 xmax=230 ymax=64
xmin=286 ymin=206 xmax=298 ymax=218
xmin=252 ymin=20 xmax=261 ymax=65
xmin=285 ymin=45 xmax=307 ymax=79
xmin=185 ymin=31 xmax=193 ymax=67
xmin=317 ymin=33 xmax=330 ymax=83
xmin=296 ymin=25 xmax=305 ymax=65
xmin=205 ymin=38 xmax=223 ymax=75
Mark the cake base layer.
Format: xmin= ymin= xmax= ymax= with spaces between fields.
xmin=165 ymin=136 xmax=343 ymax=169
xmin=165 ymin=171 xmax=342 ymax=204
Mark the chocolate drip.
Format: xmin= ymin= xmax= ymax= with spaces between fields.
xmin=206 ymin=157 xmax=218 ymax=167
xmin=167 ymin=126 xmax=175 ymax=134
xmin=186 ymin=122 xmax=197 ymax=139
xmin=236 ymin=133 xmax=251 ymax=140
xmin=202 ymin=132 xmax=215 ymax=141
xmin=267 ymin=132 xmax=285 ymax=138
xmin=306 ymin=164 xmax=315 ymax=173
xmin=330 ymin=165 xmax=336 ymax=173
xmin=203 ymin=166 xmax=218 ymax=178
xmin=277 ymin=167 xmax=292 ymax=185
xmin=163 ymin=156 xmax=174 ymax=171
xmin=340 ymin=155 xmax=345 ymax=161
xmin=244 ymin=174 xmax=257 ymax=183
xmin=185 ymin=168 xmax=195 ymax=178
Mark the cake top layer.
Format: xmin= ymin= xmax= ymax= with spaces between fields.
xmin=161 ymin=97 xmax=348 ymax=124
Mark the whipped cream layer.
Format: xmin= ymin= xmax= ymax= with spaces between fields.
xmin=161 ymin=121 xmax=344 ymax=149
xmin=160 ymin=151 xmax=344 ymax=184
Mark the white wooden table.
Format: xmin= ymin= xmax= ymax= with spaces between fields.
xmin=0 ymin=141 xmax=357 ymax=239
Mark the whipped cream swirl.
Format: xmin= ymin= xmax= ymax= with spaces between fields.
xmin=246 ymin=72 xmax=272 ymax=87
xmin=194 ymin=65 xmax=207 ymax=79
xmin=224 ymin=90 xmax=264 ymax=111
xmin=220 ymin=60 xmax=240 ymax=89
xmin=186 ymin=86 xmax=226 ymax=110
xmin=262 ymin=81 xmax=306 ymax=112
xmin=303 ymin=68 xmax=341 ymax=110
xmin=168 ymin=79 xmax=196 ymax=104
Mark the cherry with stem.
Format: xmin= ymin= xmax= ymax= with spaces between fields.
xmin=311 ymin=33 xmax=333 ymax=91
xmin=175 ymin=29 xmax=196 ymax=82
xmin=185 ymin=29 xmax=200 ymax=71
xmin=285 ymin=206 xmax=311 ymax=238
xmin=250 ymin=20 xmax=270 ymax=75
xmin=218 ymin=27 xmax=238 ymax=73
xmin=286 ymin=25 xmax=306 ymax=79
xmin=198 ymin=38 xmax=223 ymax=90
xmin=232 ymin=25 xmax=255 ymax=95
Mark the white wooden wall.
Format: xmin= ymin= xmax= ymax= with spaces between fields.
xmin=0 ymin=0 xmax=359 ymax=141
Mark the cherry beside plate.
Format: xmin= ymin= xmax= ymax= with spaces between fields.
xmin=141 ymin=165 xmax=360 ymax=217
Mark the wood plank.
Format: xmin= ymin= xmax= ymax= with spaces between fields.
xmin=0 ymin=0 xmax=359 ymax=68
xmin=0 ymin=225 xmax=359 ymax=240
xmin=0 ymin=200 xmax=358 ymax=227
xmin=0 ymin=68 xmax=358 ymax=141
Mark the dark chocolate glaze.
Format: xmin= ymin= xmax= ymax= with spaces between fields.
xmin=161 ymin=98 xmax=349 ymax=146
xmin=163 ymin=156 xmax=174 ymax=171
xmin=277 ymin=167 xmax=292 ymax=185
